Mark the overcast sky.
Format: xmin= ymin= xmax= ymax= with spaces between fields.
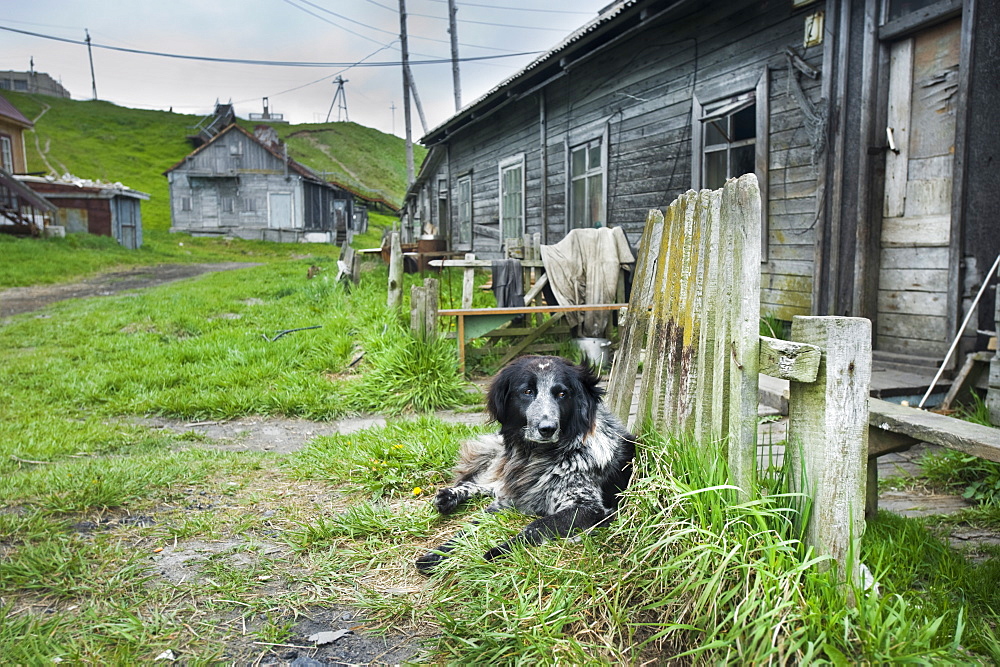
xmin=1 ymin=0 xmax=610 ymax=139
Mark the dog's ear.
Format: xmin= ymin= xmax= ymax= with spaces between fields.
xmin=567 ymin=360 xmax=603 ymax=432
xmin=486 ymin=362 xmax=517 ymax=424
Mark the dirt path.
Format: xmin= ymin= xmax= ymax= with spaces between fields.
xmin=0 ymin=262 xmax=261 ymax=319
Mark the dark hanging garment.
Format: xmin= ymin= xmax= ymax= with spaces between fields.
xmin=491 ymin=259 xmax=525 ymax=309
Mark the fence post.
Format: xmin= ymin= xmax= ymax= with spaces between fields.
xmin=410 ymin=278 xmax=439 ymax=340
xmin=788 ymin=315 xmax=871 ymax=593
xmin=387 ymin=231 xmax=403 ymax=310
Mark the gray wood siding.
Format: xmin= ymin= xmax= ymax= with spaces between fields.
xmin=168 ymin=127 xmax=349 ymax=242
xmin=430 ymin=0 xmax=826 ymax=320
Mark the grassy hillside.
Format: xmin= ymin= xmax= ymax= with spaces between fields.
xmin=265 ymin=121 xmax=425 ymax=207
xmin=5 ymin=92 xmax=418 ymax=232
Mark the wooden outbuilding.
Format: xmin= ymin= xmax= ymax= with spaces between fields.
xmin=19 ymin=176 xmax=148 ymax=249
xmin=404 ymin=0 xmax=999 ymax=371
xmin=164 ymin=124 xmax=356 ymax=244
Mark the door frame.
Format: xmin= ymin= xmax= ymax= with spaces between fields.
xmin=854 ymin=0 xmax=973 ymax=362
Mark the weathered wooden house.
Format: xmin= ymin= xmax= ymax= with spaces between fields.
xmin=0 ymin=93 xmax=57 ymax=235
xmin=0 ymin=93 xmax=32 ymax=174
xmin=404 ymin=0 xmax=998 ymax=370
xmin=165 ymin=124 xmax=355 ymax=243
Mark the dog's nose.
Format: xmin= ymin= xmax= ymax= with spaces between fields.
xmin=537 ymin=422 xmax=557 ymax=439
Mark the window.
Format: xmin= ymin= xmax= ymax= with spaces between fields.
xmin=456 ymin=174 xmax=472 ymax=246
xmin=692 ymin=68 xmax=770 ymax=260
xmin=13 ymin=80 xmax=27 ymax=91
xmin=0 ymin=135 xmax=13 ymax=172
xmin=884 ymin=0 xmax=939 ymax=23
xmin=570 ymin=138 xmax=605 ymax=228
xmin=221 ymin=197 xmax=235 ymax=213
xmin=499 ymin=155 xmax=525 ymax=250
xmin=242 ymin=197 xmax=257 ymax=212
xmin=700 ymin=93 xmax=756 ymax=189
xmin=179 ymin=196 xmax=192 ymax=212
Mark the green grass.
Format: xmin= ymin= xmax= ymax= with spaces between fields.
xmin=0 ymin=212 xmax=397 ymax=289
xmin=273 ymin=121 xmax=427 ymax=208
xmin=287 ymin=417 xmax=487 ymax=500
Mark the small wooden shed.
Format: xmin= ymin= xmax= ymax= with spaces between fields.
xmin=20 ymin=176 xmax=148 ymax=249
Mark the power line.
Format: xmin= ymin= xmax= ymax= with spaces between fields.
xmin=286 ymin=0 xmax=531 ymax=53
xmin=363 ymin=0 xmax=580 ymax=29
xmin=0 ymin=25 xmax=541 ymax=68
xmin=417 ymin=0 xmax=594 ymax=14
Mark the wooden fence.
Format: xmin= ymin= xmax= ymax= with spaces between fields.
xmin=606 ymin=174 xmax=872 ymax=590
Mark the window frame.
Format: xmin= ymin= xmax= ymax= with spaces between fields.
xmin=498 ymin=153 xmax=526 ymax=252
xmin=691 ymin=67 xmax=770 ymax=262
xmin=456 ymin=173 xmax=472 ymax=249
xmin=0 ymin=134 xmax=13 ymax=172
xmin=568 ymin=133 xmax=608 ymax=229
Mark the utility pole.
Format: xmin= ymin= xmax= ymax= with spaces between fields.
xmin=406 ymin=64 xmax=429 ymax=135
xmin=390 ymin=101 xmax=397 ymax=135
xmin=325 ymin=75 xmax=349 ymax=123
xmin=448 ymin=0 xmax=461 ymax=112
xmin=398 ymin=0 xmax=414 ymax=186
xmin=85 ymin=29 xmax=97 ymax=100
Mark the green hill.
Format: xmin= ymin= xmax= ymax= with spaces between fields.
xmin=5 ymin=92 xmax=423 ymax=232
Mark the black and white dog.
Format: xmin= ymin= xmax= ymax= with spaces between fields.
xmin=416 ymin=355 xmax=635 ymax=573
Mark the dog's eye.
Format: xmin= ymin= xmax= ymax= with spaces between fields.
xmin=523 ymin=388 xmax=534 ymax=395
xmin=555 ymin=390 xmax=566 ymax=398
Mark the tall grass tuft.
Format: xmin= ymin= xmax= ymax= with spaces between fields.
xmin=344 ymin=321 xmax=471 ymax=414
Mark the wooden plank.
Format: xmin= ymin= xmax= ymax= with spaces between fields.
xmin=876 ymin=289 xmax=947 ymax=317
xmin=880 ymin=214 xmax=950 ymax=247
xmin=387 ymin=232 xmax=402 ymax=310
xmin=439 ymin=303 xmax=627 ymax=317
xmin=940 ymin=351 xmax=992 ymax=411
xmin=724 ymin=175 xmax=763 ymax=497
xmin=607 ymin=209 xmax=662 ymax=426
xmin=495 ymin=312 xmax=566 ymax=369
xmin=869 ymin=397 xmax=1000 ymax=463
xmin=884 ymin=38 xmax=913 ymax=219
xmin=758 ymin=336 xmax=821 ymax=382
xmin=429 ymin=258 xmax=544 ymax=269
xmin=461 ymin=253 xmax=476 ymax=309
xmin=522 ymin=272 xmax=550 ymax=306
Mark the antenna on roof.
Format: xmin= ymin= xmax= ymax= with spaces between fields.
xmin=325 ymin=76 xmax=349 ymax=123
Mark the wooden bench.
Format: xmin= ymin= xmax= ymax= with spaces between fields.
xmin=868 ymin=397 xmax=1000 ymax=516
xmin=441 ymin=302 xmax=628 ymax=372
xmin=429 ymin=253 xmax=628 ymax=372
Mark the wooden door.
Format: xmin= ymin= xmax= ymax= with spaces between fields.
xmin=268 ymin=192 xmax=292 ymax=229
xmin=877 ymin=18 xmax=960 ymax=359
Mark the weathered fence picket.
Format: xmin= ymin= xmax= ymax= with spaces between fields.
xmin=607 ymin=175 xmax=762 ymax=495
xmin=607 ymin=173 xmax=871 ymax=590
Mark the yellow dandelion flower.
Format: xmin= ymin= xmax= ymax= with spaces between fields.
xmin=412 ymin=487 xmax=422 ymax=496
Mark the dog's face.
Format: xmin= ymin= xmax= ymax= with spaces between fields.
xmin=487 ymin=356 xmax=602 ymax=444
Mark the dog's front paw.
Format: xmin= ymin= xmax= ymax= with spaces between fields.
xmin=415 ymin=549 xmax=450 ymax=574
xmin=483 ymin=541 xmax=513 ymax=561
xmin=434 ymin=487 xmax=462 ymax=514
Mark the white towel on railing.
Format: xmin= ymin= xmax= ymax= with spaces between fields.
xmin=540 ymin=227 xmax=634 ymax=338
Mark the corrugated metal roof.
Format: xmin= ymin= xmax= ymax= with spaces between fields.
xmin=421 ymin=0 xmax=638 ymax=142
